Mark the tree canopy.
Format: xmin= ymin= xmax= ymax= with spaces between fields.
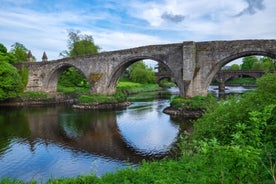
xmin=227 ymin=56 xmax=276 ymax=71
xmin=0 ymin=43 xmax=16 ymax=63
xmin=252 ymin=56 xmax=276 ymax=72
xmin=0 ymin=59 xmax=24 ymax=99
xmin=60 ymin=30 xmax=100 ymax=57
xmin=240 ymin=56 xmax=259 ymax=70
xmin=9 ymin=42 xmax=29 ymax=62
xmin=228 ymin=64 xmax=240 ymax=70
xmin=0 ymin=43 xmax=27 ymax=99
xmin=129 ymin=61 xmax=156 ymax=84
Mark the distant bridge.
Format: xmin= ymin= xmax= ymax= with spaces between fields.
xmin=214 ymin=70 xmax=265 ymax=92
xmin=14 ymin=39 xmax=276 ymax=97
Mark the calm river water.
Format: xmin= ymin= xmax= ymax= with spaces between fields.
xmin=0 ymin=91 xmax=193 ymax=182
xmin=0 ymin=86 xmax=252 ymax=182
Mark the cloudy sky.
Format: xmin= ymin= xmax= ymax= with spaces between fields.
xmin=0 ymin=0 xmax=275 ymax=60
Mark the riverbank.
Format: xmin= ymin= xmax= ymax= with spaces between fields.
xmin=163 ymin=106 xmax=204 ymax=118
xmin=0 ymin=81 xmax=162 ymax=109
xmin=163 ymin=95 xmax=217 ymax=118
xmin=73 ymin=101 xmax=131 ymax=110
xmin=0 ymin=92 xmax=77 ymax=107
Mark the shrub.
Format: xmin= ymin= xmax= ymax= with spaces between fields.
xmin=170 ymin=94 xmax=217 ymax=110
xmin=0 ymin=60 xmax=24 ymax=99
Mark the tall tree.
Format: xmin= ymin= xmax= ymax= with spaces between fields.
xmin=251 ymin=56 xmax=276 ymax=72
xmin=0 ymin=43 xmax=7 ymax=53
xmin=241 ymin=56 xmax=258 ymax=70
xmin=129 ymin=61 xmax=156 ymax=84
xmin=0 ymin=43 xmax=16 ymax=63
xmin=228 ymin=64 xmax=240 ymax=70
xmin=259 ymin=57 xmax=276 ymax=71
xmin=9 ymin=42 xmax=29 ymax=62
xmin=60 ymin=30 xmax=100 ymax=57
xmin=0 ymin=56 xmax=24 ymax=99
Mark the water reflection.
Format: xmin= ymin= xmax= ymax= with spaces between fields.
xmin=117 ymin=100 xmax=179 ymax=156
xmin=0 ymin=99 xmax=184 ymax=182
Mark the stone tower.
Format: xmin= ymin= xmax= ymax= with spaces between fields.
xmin=42 ymin=51 xmax=48 ymax=62
xmin=27 ymin=50 xmax=33 ymax=62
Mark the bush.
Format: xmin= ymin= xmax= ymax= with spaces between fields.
xmin=0 ymin=60 xmax=23 ymax=100
xmin=190 ymin=73 xmax=276 ymax=182
xmin=19 ymin=66 xmax=29 ymax=89
xmin=170 ymin=94 xmax=217 ymax=110
xmin=129 ymin=61 xmax=156 ymax=84
xmin=18 ymin=92 xmax=50 ymax=100
xmin=78 ymin=94 xmax=126 ymax=104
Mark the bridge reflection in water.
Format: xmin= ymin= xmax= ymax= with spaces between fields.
xmin=0 ymin=99 xmax=187 ymax=181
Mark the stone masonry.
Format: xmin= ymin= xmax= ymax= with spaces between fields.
xmin=13 ymin=39 xmax=276 ymax=97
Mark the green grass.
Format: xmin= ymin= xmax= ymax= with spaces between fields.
xmin=57 ymin=85 xmax=90 ymax=93
xmin=117 ymin=81 xmax=162 ymax=94
xmin=17 ymin=92 xmax=51 ymax=100
xmin=58 ymin=79 xmax=162 ymax=95
xmin=170 ymin=94 xmax=217 ymax=110
xmin=159 ymin=79 xmax=176 ymax=88
xmin=78 ymin=94 xmax=119 ymax=104
xmin=225 ymin=77 xmax=256 ymax=84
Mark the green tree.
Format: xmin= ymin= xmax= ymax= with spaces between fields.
xmin=129 ymin=61 xmax=156 ymax=84
xmin=0 ymin=58 xmax=24 ymax=99
xmin=252 ymin=56 xmax=276 ymax=72
xmin=0 ymin=43 xmax=16 ymax=63
xmin=228 ymin=64 xmax=240 ymax=70
xmin=241 ymin=56 xmax=258 ymax=70
xmin=259 ymin=56 xmax=276 ymax=72
xmin=9 ymin=42 xmax=29 ymax=62
xmin=0 ymin=43 xmax=7 ymax=53
xmin=252 ymin=61 xmax=262 ymax=70
xmin=60 ymin=30 xmax=100 ymax=57
xmin=70 ymin=39 xmax=99 ymax=57
xmin=58 ymin=67 xmax=88 ymax=88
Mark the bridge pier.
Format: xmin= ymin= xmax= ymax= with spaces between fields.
xmin=184 ymin=73 xmax=208 ymax=98
xmin=218 ymin=81 xmax=226 ymax=98
xmin=218 ymin=81 xmax=225 ymax=93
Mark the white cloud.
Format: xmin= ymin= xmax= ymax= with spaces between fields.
xmin=0 ymin=0 xmax=275 ymax=60
xmin=92 ymin=31 xmax=169 ymax=51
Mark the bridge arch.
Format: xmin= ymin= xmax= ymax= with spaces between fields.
xmin=157 ymin=77 xmax=173 ymax=86
xmin=205 ymin=50 xmax=276 ymax=89
xmin=108 ymin=56 xmax=180 ymax=92
xmin=44 ymin=63 xmax=88 ymax=92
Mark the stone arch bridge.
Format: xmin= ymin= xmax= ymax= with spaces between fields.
xmin=14 ymin=39 xmax=276 ymax=97
xmin=214 ymin=70 xmax=266 ymax=92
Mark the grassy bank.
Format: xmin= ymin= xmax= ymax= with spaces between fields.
xmin=117 ymin=80 xmax=162 ymax=94
xmin=77 ymin=79 xmax=162 ymax=104
xmin=58 ymin=78 xmax=162 ymax=95
xmin=169 ymin=94 xmax=217 ymax=109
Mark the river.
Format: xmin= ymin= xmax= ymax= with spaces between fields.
xmin=0 ymin=86 xmax=252 ymax=182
